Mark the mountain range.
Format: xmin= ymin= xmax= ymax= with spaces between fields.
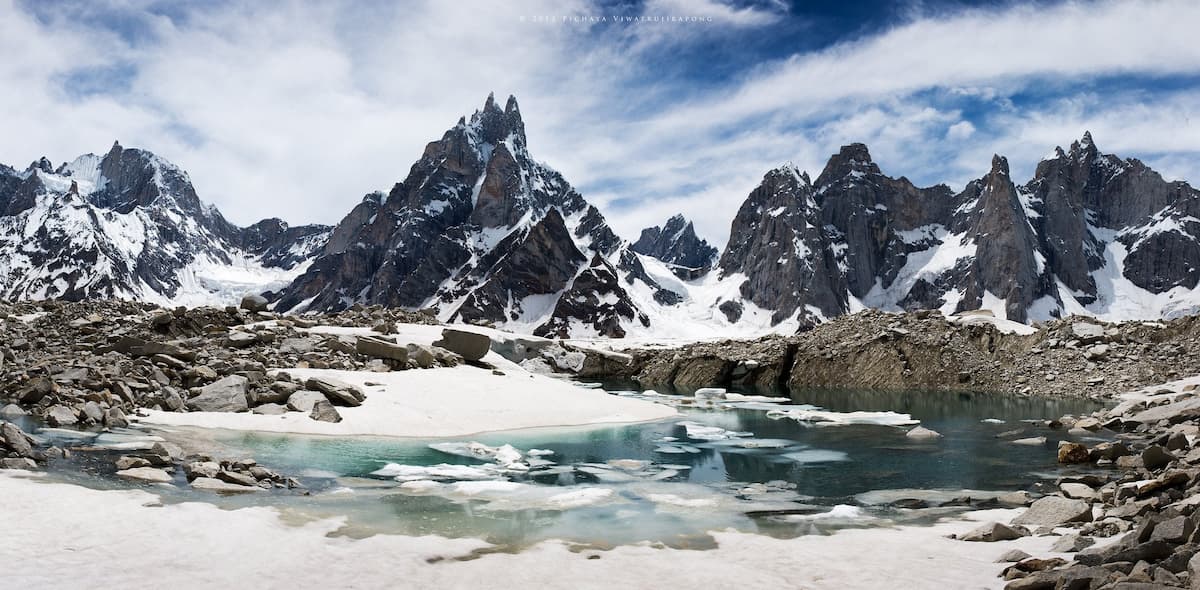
xmin=3 ymin=94 xmax=1197 ymax=337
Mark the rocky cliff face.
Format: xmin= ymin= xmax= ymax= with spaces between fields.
xmin=273 ymin=94 xmax=664 ymax=337
xmin=716 ymin=133 xmax=1200 ymax=329
xmin=0 ymin=143 xmax=330 ymax=304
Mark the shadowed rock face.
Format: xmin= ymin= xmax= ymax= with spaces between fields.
xmin=632 ymin=214 xmax=718 ymax=277
xmin=716 ymin=134 xmax=1200 ymax=327
xmin=273 ymin=93 xmax=658 ymax=333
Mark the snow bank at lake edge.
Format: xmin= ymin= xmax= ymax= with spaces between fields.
xmin=0 ymin=471 xmax=1069 ymax=590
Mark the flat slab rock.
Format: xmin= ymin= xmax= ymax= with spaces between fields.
xmin=115 ymin=467 xmax=174 ymax=484
xmin=191 ymin=477 xmax=263 ymax=493
xmin=1011 ymin=496 xmax=1092 ymax=526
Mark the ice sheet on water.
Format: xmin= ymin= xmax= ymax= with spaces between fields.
xmin=703 ymin=438 xmax=796 ymax=450
xmin=981 ymin=418 xmax=1006 ymax=424
xmin=779 ymin=504 xmax=868 ymax=522
xmin=781 ymin=449 xmax=849 ymax=464
xmin=766 ymin=408 xmax=919 ymax=427
xmin=397 ymin=479 xmax=618 ymax=511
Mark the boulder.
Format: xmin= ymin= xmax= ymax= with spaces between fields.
xmin=305 ymin=377 xmax=365 ymax=407
xmin=183 ymin=461 xmax=221 ymax=481
xmin=356 ymin=336 xmax=409 ymax=363
xmin=406 ymin=344 xmax=437 ymax=368
xmin=44 ymin=405 xmax=78 ymax=427
xmin=0 ymin=422 xmax=34 ymax=457
xmin=225 ymin=331 xmax=258 ymax=348
xmin=1070 ymin=322 xmax=1105 ymax=343
xmin=81 ymin=401 xmax=105 ymax=423
xmin=0 ymin=404 xmax=26 ymax=418
xmin=252 ymin=403 xmax=288 ymax=415
xmin=1058 ymin=442 xmax=1091 ymax=464
xmin=1049 ymin=534 xmax=1095 ymax=552
xmin=1059 ymin=482 xmax=1098 ymax=501
xmin=240 ymin=294 xmax=269 ymax=312
xmin=1126 ymin=397 xmax=1200 ymax=425
xmin=115 ymin=456 xmax=151 ymax=470
xmin=191 ymin=477 xmax=262 ymax=493
xmin=960 ymin=521 xmax=1024 ymax=542
xmin=215 ymin=470 xmax=258 ymax=487
xmin=1012 ymin=496 xmax=1092 ymax=527
xmin=432 ymin=328 xmax=491 ymax=361
xmin=997 ymin=549 xmax=1032 ymax=563
xmin=286 ymin=390 xmax=326 ymax=413
xmin=1141 ymin=445 xmax=1174 ymax=470
xmin=1149 ymin=515 xmax=1194 ymax=544
xmin=0 ymin=458 xmax=38 ymax=470
xmin=187 ymin=375 xmax=250 ymax=413
xmin=104 ymin=407 xmax=129 ymax=428
xmin=309 ymin=400 xmax=343 ymax=423
xmin=116 ymin=467 xmax=174 ymax=484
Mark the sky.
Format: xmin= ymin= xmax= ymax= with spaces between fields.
xmin=2 ymin=0 xmax=1199 ymax=247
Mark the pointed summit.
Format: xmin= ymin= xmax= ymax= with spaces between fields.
xmin=504 ymin=94 xmax=520 ymax=115
xmin=990 ymin=154 xmax=1009 ymax=176
xmin=1069 ymin=131 xmax=1099 ymax=159
xmin=469 ymin=92 xmax=527 ymax=147
xmin=816 ymin=143 xmax=881 ymax=186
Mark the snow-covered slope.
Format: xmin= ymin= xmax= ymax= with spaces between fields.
xmin=0 ymin=143 xmax=330 ymax=305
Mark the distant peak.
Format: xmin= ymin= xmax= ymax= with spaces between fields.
xmin=1081 ymin=130 xmax=1094 ymax=146
xmin=1069 ymin=131 xmax=1099 ymax=157
xmin=27 ymin=157 xmax=53 ymax=175
xmin=815 ymin=143 xmax=879 ymax=186
xmin=483 ymin=91 xmax=500 ymax=113
xmin=468 ymin=92 xmax=527 ymax=148
xmin=505 ymin=94 xmax=520 ymax=115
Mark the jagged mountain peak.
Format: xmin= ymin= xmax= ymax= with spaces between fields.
xmin=989 ymin=153 xmax=1010 ymax=177
xmin=467 ymin=92 xmax=527 ymax=150
xmin=816 ymin=142 xmax=881 ymax=186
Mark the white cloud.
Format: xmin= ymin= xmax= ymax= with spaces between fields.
xmin=946 ymin=121 xmax=975 ymax=141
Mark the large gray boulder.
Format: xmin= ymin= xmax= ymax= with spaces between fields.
xmin=240 ymin=294 xmax=269 ymax=312
xmin=187 ymin=375 xmax=250 ymax=412
xmin=1011 ymin=495 xmax=1092 ymax=527
xmin=0 ymin=422 xmax=34 ymax=457
xmin=116 ymin=467 xmax=174 ymax=484
xmin=286 ymin=390 xmax=326 ymax=412
xmin=356 ymin=336 xmax=409 ymax=363
xmin=960 ymin=521 xmax=1024 ymax=542
xmin=1070 ymin=322 xmax=1105 ymax=343
xmin=1126 ymin=397 xmax=1200 ymax=424
xmin=44 ymin=405 xmax=78 ymax=427
xmin=433 ymin=329 xmax=491 ymax=362
xmin=309 ymin=400 xmax=343 ymax=423
xmin=305 ymin=377 xmax=366 ymax=407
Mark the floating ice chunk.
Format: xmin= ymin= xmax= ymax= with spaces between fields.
xmin=577 ymin=466 xmax=639 ymax=483
xmin=35 ymin=428 xmax=98 ymax=442
xmin=653 ymin=436 xmax=678 ymax=443
xmin=782 ymin=504 xmax=866 ymax=521
xmin=766 ymin=409 xmax=919 ymax=427
xmin=981 ymin=418 xmax=1006 ymax=424
xmin=299 ymin=469 xmax=340 ymax=478
xmin=545 ymin=488 xmax=614 ymax=509
xmin=371 ymin=463 xmax=498 ymax=481
xmin=327 ymin=487 xmax=355 ymax=495
xmin=606 ymin=459 xmax=651 ymax=471
xmin=722 ymin=393 xmax=789 ymax=403
xmin=647 ymin=494 xmax=718 ymax=508
xmin=649 ymin=469 xmax=680 ymax=480
xmin=574 ymin=382 xmax=604 ymax=389
xmin=677 ymin=421 xmax=752 ymax=441
xmin=428 ymin=442 xmax=528 ymax=469
xmin=654 ymin=444 xmax=701 ymax=454
xmin=397 ymin=479 xmax=617 ymax=511
xmin=782 ymin=450 xmax=850 ymax=463
xmin=705 ymin=438 xmax=796 ymax=450
xmin=694 ymin=388 xmax=727 ymax=399
xmin=527 ymin=449 xmax=555 ymax=457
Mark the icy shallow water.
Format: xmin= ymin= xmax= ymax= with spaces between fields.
xmin=25 ymin=385 xmax=1104 ymax=550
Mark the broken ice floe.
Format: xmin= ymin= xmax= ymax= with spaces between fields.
xmin=765 ymin=408 xmax=919 ymax=427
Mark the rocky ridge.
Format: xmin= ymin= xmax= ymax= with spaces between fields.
xmin=616 ymin=310 xmax=1200 ymax=398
